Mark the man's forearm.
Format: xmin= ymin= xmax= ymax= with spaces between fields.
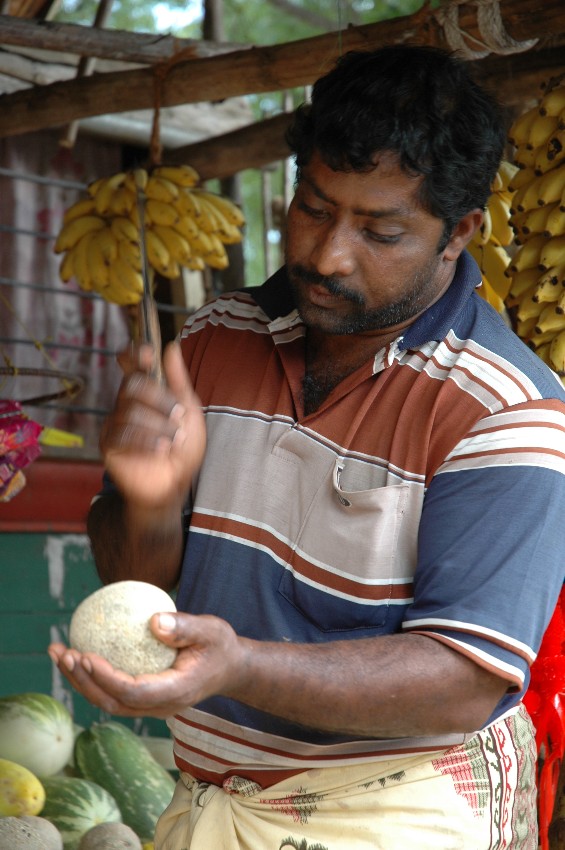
xmin=227 ymin=632 xmax=509 ymax=739
xmin=87 ymin=492 xmax=184 ymax=590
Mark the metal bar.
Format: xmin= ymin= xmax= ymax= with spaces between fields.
xmin=0 ymin=224 xmax=55 ymax=241
xmin=0 ymin=277 xmax=191 ymax=315
xmin=0 ymin=166 xmax=87 ymax=191
xmin=0 ymin=337 xmax=117 ymax=356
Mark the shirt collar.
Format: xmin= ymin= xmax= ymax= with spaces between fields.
xmin=251 ymin=250 xmax=482 ymax=349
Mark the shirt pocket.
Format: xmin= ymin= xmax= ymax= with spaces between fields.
xmin=277 ymin=459 xmax=414 ymax=635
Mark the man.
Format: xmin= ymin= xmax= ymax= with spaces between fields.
xmin=49 ymin=45 xmax=565 ymax=849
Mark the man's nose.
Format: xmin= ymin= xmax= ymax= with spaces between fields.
xmin=309 ymin=222 xmax=355 ymax=278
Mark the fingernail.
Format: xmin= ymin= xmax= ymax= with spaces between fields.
xmin=47 ymin=649 xmax=58 ymax=665
xmin=170 ymin=403 xmax=186 ymax=424
xmin=81 ymin=657 xmax=93 ymax=674
xmin=158 ymin=612 xmax=176 ymax=632
xmin=63 ymin=653 xmax=75 ymax=672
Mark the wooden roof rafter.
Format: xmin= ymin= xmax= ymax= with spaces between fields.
xmin=0 ymin=0 xmax=564 ymax=178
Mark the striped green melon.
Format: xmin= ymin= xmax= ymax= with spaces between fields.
xmin=41 ymin=775 xmax=122 ymax=850
xmin=0 ymin=693 xmax=74 ymax=777
xmin=74 ymin=722 xmax=175 ymax=843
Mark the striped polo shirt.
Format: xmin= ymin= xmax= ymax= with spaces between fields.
xmin=169 ymin=251 xmax=565 ymax=785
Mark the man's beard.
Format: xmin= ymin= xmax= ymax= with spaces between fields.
xmin=287 ymin=260 xmax=442 ymax=335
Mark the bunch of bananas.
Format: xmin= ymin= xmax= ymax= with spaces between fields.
xmin=53 ymin=165 xmax=245 ymax=306
xmin=467 ymin=160 xmax=517 ymax=313
xmin=504 ymin=75 xmax=565 ymax=381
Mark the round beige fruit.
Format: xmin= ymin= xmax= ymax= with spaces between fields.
xmin=69 ymin=580 xmax=178 ymax=676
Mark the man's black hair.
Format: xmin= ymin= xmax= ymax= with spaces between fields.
xmin=286 ymin=44 xmax=507 ymax=247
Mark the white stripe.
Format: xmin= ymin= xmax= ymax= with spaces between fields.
xmin=420 ymin=633 xmax=527 ymax=685
xmin=445 ymin=423 xmax=565 ymax=460
xmin=168 ymin=708 xmax=469 ymax=771
xmin=469 ymin=407 xmax=565 ymax=432
xmin=192 ymin=519 xmax=412 ymax=600
xmin=436 ymin=452 xmax=565 ymax=476
xmin=404 ymin=617 xmax=536 ymax=663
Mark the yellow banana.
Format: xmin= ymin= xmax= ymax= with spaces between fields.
xmin=496 ymin=160 xmax=519 ymax=192
xmin=536 ymin=162 xmax=565 ymax=206
xmin=539 ymin=234 xmax=565 ymax=270
xmin=516 ymin=285 xmax=545 ymax=322
xmin=508 ymin=234 xmax=547 ymax=274
xmin=72 ymin=230 xmax=97 ymax=291
xmin=87 ymin=234 xmax=110 ymax=290
xmin=111 ymin=216 xmax=139 ymax=243
xmin=145 ymin=229 xmax=174 ymax=277
xmin=172 ymin=213 xmax=200 ymax=241
xmin=146 ymin=175 xmax=179 ymax=203
xmin=516 ymin=315 xmax=538 ymax=340
xmin=62 ymin=196 xmax=97 ymax=225
xmin=53 ymin=214 xmax=105 ymax=253
xmin=544 ymin=201 xmax=565 ymax=237
xmin=535 ymin=341 xmax=553 ymax=366
xmin=123 ymin=167 xmax=148 ymax=192
xmin=532 ymin=269 xmax=562 ymax=302
xmin=476 ymin=276 xmax=505 ymax=313
xmin=152 ymin=164 xmax=200 ymax=188
xmin=508 ymin=105 xmax=540 ymax=147
xmin=175 ymin=188 xmax=202 ymax=219
xmin=193 ymin=202 xmax=219 ymax=235
xmin=527 ymin=113 xmax=560 ymax=150
xmin=546 ymin=128 xmax=565 ymax=165
xmin=549 ymin=328 xmax=565 ymax=371
xmin=529 ymin=328 xmax=560 ymax=348
xmin=188 ymin=229 xmax=214 ymax=257
xmin=185 ymin=255 xmax=206 ymax=271
xmin=488 ymin=193 xmax=514 ymax=245
xmin=539 ymin=84 xmax=565 ymax=118
xmin=534 ymin=144 xmax=558 ymax=177
xmin=520 ymin=202 xmax=557 ymax=236
xmin=105 ymin=260 xmax=144 ymax=306
xmin=91 ymin=226 xmax=119 ymax=264
xmin=107 ymin=185 xmax=136 ymax=217
xmin=58 ymin=249 xmax=75 ymax=284
xmin=514 ymin=144 xmax=538 ymax=170
xmin=93 ymin=171 xmax=128 ymax=215
xmin=535 ymin=303 xmax=565 ymax=334
xmin=145 ymin=198 xmax=180 ymax=228
xmin=558 ymin=288 xmax=565 ymax=315
xmin=467 ymin=240 xmax=511 ymax=299
xmin=86 ymin=176 xmax=107 ymax=198
xmin=511 ymin=173 xmax=544 ymax=213
xmin=151 ymin=224 xmax=192 ymax=266
xmin=508 ymin=166 xmax=537 ymax=193
xmin=118 ymin=238 xmax=142 ymax=272
xmin=193 ymin=189 xmax=245 ymax=227
xmin=508 ymin=267 xmax=543 ymax=299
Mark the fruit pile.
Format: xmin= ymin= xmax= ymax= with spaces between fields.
xmin=0 ymin=692 xmax=172 ymax=849
xmin=54 ymin=165 xmax=245 ymax=306
xmin=467 ymin=160 xmax=517 ymax=313
xmin=504 ymin=76 xmax=565 ymax=376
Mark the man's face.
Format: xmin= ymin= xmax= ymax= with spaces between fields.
xmin=285 ymin=151 xmax=457 ymax=336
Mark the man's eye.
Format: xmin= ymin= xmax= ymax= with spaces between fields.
xmin=365 ymin=230 xmax=401 ymax=244
xmin=298 ymin=201 xmax=326 ymax=218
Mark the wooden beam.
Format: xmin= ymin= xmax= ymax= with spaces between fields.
xmin=0 ymin=14 xmax=246 ymax=62
xmin=0 ymin=0 xmax=564 ymax=140
xmin=162 ymin=42 xmax=565 ymax=182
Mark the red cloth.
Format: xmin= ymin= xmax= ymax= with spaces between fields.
xmin=523 ymin=587 xmax=565 ymax=849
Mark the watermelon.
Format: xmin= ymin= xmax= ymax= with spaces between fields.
xmin=74 ymin=722 xmax=176 ymax=842
xmin=0 ymin=693 xmax=74 ymax=777
xmin=41 ymin=775 xmax=122 ymax=850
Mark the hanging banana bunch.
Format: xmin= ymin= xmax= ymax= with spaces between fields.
xmin=467 ymin=160 xmax=516 ymax=313
xmin=504 ymin=74 xmax=565 ymax=382
xmin=53 ymin=165 xmax=245 ymax=307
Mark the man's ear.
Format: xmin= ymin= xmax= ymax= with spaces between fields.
xmin=443 ymin=209 xmax=484 ymax=261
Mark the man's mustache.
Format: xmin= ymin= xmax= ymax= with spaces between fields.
xmin=288 ymin=264 xmax=364 ymax=305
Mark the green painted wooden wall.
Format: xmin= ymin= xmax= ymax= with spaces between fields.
xmin=1 ymin=532 xmax=168 ymax=737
